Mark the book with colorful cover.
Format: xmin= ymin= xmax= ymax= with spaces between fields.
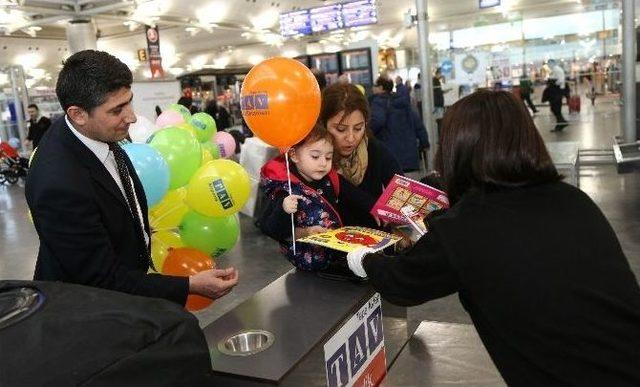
xmin=297 ymin=226 xmax=402 ymax=253
xmin=371 ymin=174 xmax=449 ymax=224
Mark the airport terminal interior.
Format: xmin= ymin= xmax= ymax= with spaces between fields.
xmin=1 ymin=0 xmax=639 ymax=385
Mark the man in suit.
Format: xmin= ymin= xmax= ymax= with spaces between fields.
xmin=26 ymin=50 xmax=238 ymax=306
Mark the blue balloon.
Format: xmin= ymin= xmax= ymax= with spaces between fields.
xmin=122 ymin=143 xmax=170 ymax=207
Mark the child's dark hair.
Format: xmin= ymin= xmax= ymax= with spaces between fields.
xmin=292 ymin=122 xmax=334 ymax=149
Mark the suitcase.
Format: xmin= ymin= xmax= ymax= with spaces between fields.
xmin=0 ymin=280 xmax=212 ymax=386
xmin=569 ymin=95 xmax=581 ymax=113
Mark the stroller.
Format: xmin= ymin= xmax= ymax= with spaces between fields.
xmin=0 ymin=142 xmax=29 ymax=185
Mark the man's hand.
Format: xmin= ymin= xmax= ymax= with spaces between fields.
xmin=189 ymin=267 xmax=239 ymax=300
xmin=283 ymin=195 xmax=304 ymax=214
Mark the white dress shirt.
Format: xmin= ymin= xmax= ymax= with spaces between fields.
xmin=551 ymin=65 xmax=566 ymax=89
xmin=66 ymin=115 xmax=149 ymax=246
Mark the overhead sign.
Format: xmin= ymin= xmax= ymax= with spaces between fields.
xmin=145 ymin=25 xmax=164 ymax=79
xmin=342 ymin=0 xmax=377 ymax=28
xmin=310 ymin=4 xmax=344 ymax=33
xmin=280 ymin=0 xmax=377 ymax=37
xmin=324 ymin=293 xmax=386 ymax=387
xmin=280 ymin=9 xmax=312 ymax=37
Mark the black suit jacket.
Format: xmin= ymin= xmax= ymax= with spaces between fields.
xmin=25 ymin=117 xmax=188 ymax=305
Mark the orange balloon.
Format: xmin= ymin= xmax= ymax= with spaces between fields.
xmin=162 ymin=247 xmax=216 ymax=311
xmin=241 ymin=57 xmax=320 ymax=148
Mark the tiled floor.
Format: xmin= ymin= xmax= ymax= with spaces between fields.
xmin=1 ymin=97 xmax=638 ymax=328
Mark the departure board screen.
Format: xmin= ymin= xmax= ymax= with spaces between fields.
xmin=342 ymin=0 xmax=377 ymax=28
xmin=280 ymin=9 xmax=312 ymax=36
xmin=310 ymin=4 xmax=344 ymax=33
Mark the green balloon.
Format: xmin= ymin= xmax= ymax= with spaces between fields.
xmin=189 ymin=112 xmax=217 ymax=143
xmin=167 ymin=103 xmax=191 ymax=121
xmin=148 ymin=127 xmax=201 ymax=189
xmin=202 ymin=141 xmax=220 ymax=160
xmin=180 ymin=211 xmax=240 ymax=257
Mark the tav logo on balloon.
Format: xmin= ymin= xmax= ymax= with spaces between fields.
xmin=241 ymin=92 xmax=269 ymax=116
xmin=209 ymin=178 xmax=234 ymax=209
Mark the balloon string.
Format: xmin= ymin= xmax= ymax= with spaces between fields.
xmin=285 ymin=151 xmax=296 ymax=255
xmin=150 ymin=226 xmax=179 ymax=233
xmin=149 ymin=205 xmax=183 ymax=228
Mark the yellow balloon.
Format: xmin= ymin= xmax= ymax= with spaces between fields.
xmin=151 ymin=230 xmax=183 ymax=272
xmin=186 ymin=159 xmax=251 ymax=217
xmin=176 ymin=122 xmax=198 ymax=138
xmin=149 ymin=187 xmax=189 ymax=230
xmin=201 ymin=146 xmax=213 ymax=164
xmin=355 ymin=84 xmax=365 ymax=95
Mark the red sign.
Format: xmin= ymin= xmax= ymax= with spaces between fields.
xmin=145 ymin=25 xmax=164 ymax=79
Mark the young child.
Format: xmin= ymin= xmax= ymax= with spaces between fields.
xmin=258 ymin=124 xmax=374 ymax=271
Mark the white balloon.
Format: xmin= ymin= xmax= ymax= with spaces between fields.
xmin=129 ymin=115 xmax=158 ymax=143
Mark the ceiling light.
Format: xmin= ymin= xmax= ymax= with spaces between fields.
xmin=250 ymin=9 xmax=279 ymax=30
xmin=212 ymin=57 xmax=230 ymax=68
xmin=198 ymin=2 xmax=228 ymax=24
xmin=248 ymin=54 xmax=264 ymax=65
xmin=185 ymin=26 xmax=200 ymax=36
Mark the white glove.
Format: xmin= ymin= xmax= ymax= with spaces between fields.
xmin=346 ymin=247 xmax=375 ymax=278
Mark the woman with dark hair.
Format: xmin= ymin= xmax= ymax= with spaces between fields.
xmin=320 ymin=83 xmax=402 ymax=228
xmin=346 ymin=90 xmax=640 ymax=385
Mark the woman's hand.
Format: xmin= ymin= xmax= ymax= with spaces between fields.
xmin=282 ymin=195 xmax=304 ymax=214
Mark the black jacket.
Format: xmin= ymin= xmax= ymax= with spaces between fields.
xmin=364 ymin=182 xmax=640 ymax=385
xmin=25 ymin=117 xmax=188 ymax=305
xmin=369 ymin=91 xmax=428 ymax=172
xmin=340 ymin=137 xmax=402 ymax=228
xmin=27 ymin=116 xmax=52 ymax=148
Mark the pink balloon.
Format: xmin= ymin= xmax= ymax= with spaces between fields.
xmin=156 ymin=110 xmax=184 ymax=128
xmin=214 ymin=131 xmax=236 ymax=158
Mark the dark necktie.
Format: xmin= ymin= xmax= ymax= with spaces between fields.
xmin=108 ymin=142 xmax=155 ymax=270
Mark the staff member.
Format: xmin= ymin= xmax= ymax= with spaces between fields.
xmin=26 ymin=50 xmax=238 ymax=306
xmin=347 ymin=90 xmax=640 ymax=385
xmin=25 ymin=104 xmax=51 ymax=148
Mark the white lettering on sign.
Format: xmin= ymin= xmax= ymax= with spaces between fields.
xmin=324 ymin=293 xmax=387 ymax=387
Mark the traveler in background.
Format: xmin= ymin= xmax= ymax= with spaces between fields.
xmin=519 ymin=73 xmax=538 ymax=114
xmin=346 ymin=90 xmax=640 ymax=385
xmin=414 ymin=72 xmax=423 ymax=119
xmin=24 ymin=104 xmax=51 ymax=149
xmin=542 ymin=78 xmax=568 ymax=132
xmin=204 ymin=99 xmax=231 ymax=131
xmin=369 ymin=75 xmax=428 ymax=173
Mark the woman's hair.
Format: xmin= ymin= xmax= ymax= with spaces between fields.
xmin=435 ymin=89 xmax=561 ymax=203
xmin=292 ymin=122 xmax=334 ymax=149
xmin=320 ymin=83 xmax=370 ymax=127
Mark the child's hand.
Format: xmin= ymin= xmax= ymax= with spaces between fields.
xmin=306 ymin=226 xmax=328 ymax=235
xmin=294 ymin=226 xmax=329 ymax=239
xmin=283 ymin=195 xmax=304 ymax=214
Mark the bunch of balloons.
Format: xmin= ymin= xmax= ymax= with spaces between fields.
xmin=124 ymin=103 xmax=250 ymax=311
